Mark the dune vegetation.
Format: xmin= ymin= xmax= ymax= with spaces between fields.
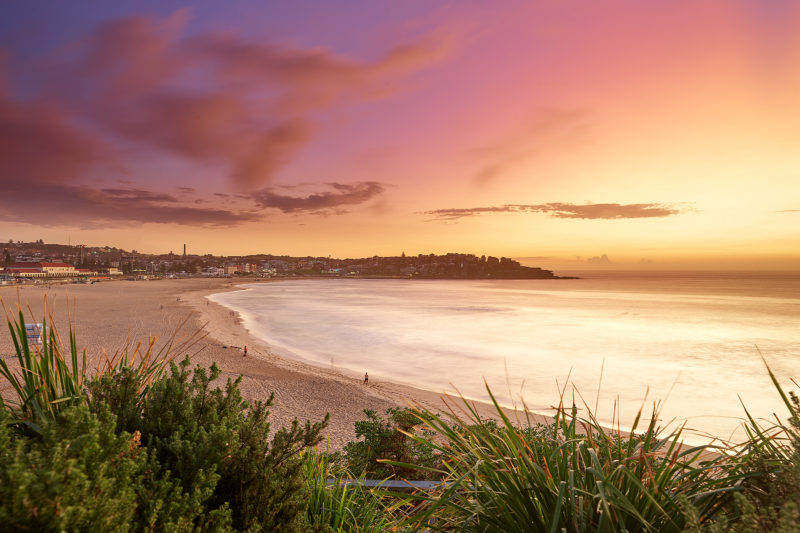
xmin=1 ymin=305 xmax=799 ymax=532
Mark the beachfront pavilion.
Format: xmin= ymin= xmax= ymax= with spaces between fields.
xmin=6 ymin=262 xmax=80 ymax=279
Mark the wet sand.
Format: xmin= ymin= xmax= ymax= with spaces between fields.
xmin=0 ymin=278 xmax=549 ymax=449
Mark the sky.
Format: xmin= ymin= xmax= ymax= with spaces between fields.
xmin=1 ymin=1 xmax=799 ymax=270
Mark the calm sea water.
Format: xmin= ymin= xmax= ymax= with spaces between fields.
xmin=209 ymin=272 xmax=800 ymax=442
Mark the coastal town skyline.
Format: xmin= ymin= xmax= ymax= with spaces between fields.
xmin=2 ymin=1 xmax=799 ymax=270
xmin=0 ymin=239 xmax=562 ymax=279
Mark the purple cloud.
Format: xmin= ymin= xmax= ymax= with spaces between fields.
xmin=252 ymin=182 xmax=386 ymax=214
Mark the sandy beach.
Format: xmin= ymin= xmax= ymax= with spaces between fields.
xmin=0 ymin=278 xmax=549 ymax=449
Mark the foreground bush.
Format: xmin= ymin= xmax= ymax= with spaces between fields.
xmin=0 ymin=406 xmax=143 ymax=531
xmin=91 ymin=358 xmax=329 ymax=531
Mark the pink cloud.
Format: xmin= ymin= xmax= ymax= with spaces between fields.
xmin=34 ymin=12 xmax=450 ymax=189
xmin=0 ymin=90 xmax=107 ymax=184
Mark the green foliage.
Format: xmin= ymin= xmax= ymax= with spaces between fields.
xmin=90 ymin=356 xmax=329 ymax=531
xmin=0 ymin=307 xmax=87 ymax=433
xmin=392 ymin=388 xmax=743 ymax=533
xmin=304 ymin=448 xmax=399 ymax=532
xmin=0 ymin=405 xmax=141 ymax=531
xmin=733 ymin=376 xmax=800 ymax=531
xmin=682 ymin=493 xmax=800 ymax=533
xmin=341 ymin=407 xmax=441 ymax=481
xmin=0 ymin=401 xmax=229 ymax=532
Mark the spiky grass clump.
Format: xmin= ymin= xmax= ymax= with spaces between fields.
xmin=0 ymin=306 xmax=86 ymax=432
xmin=304 ymin=448 xmax=400 ymax=532
xmin=395 ymin=387 xmax=744 ymax=532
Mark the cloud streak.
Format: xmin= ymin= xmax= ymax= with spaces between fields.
xmin=0 ymin=182 xmax=260 ymax=228
xmin=424 ymin=203 xmax=681 ymax=221
xmin=471 ymin=108 xmax=591 ymax=185
xmin=253 ymin=182 xmax=386 ymax=214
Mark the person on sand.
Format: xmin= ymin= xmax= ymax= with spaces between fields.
xmin=364 ymin=371 xmax=368 ymax=385
xmin=243 ymin=346 xmax=247 ymax=357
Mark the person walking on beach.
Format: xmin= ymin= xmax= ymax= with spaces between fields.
xmin=364 ymin=371 xmax=369 ymax=385
xmin=243 ymin=346 xmax=247 ymax=357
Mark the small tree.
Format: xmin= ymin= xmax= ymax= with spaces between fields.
xmin=342 ymin=407 xmax=440 ymax=480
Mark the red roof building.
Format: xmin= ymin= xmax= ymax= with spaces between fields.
xmin=7 ymin=268 xmax=46 ymax=278
xmin=7 ymin=262 xmax=78 ymax=278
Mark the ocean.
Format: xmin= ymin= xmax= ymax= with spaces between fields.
xmin=208 ymin=271 xmax=800 ymax=443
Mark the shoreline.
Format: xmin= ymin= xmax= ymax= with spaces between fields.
xmin=195 ymin=280 xmax=547 ymax=409
xmin=184 ymin=279 xmax=553 ymax=441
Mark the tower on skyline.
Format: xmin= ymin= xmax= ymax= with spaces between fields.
xmin=183 ymin=244 xmax=186 ymax=257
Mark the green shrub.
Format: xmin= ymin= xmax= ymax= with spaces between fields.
xmin=90 ymin=356 xmax=329 ymax=531
xmin=341 ymin=407 xmax=441 ymax=481
xmin=1 ymin=302 xmax=330 ymax=531
xmin=0 ymin=405 xmax=141 ymax=531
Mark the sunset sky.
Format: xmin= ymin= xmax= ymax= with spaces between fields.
xmin=1 ymin=1 xmax=799 ymax=269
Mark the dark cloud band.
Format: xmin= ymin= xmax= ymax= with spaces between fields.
xmin=0 ymin=183 xmax=259 ymax=228
xmin=253 ymin=182 xmax=385 ymax=214
xmin=424 ymin=202 xmax=680 ymax=221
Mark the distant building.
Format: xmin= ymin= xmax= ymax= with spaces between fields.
xmin=265 ymin=260 xmax=289 ymax=272
xmin=7 ymin=267 xmax=46 ymax=278
xmin=7 ymin=262 xmax=78 ymax=278
xmin=40 ymin=262 xmax=78 ymax=276
xmin=14 ymin=255 xmax=43 ymax=263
